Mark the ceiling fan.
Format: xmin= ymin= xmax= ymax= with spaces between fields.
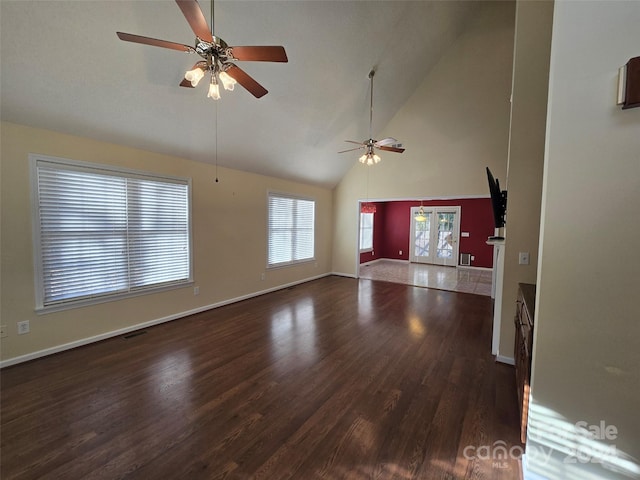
xmin=116 ymin=0 xmax=288 ymax=99
xmin=339 ymin=69 xmax=405 ymax=165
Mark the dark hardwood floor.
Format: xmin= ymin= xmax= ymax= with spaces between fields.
xmin=0 ymin=276 xmax=522 ymax=479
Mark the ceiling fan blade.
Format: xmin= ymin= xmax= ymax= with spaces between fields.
xmin=175 ymin=0 xmax=213 ymax=43
xmin=338 ymin=146 xmax=365 ymax=154
xmin=344 ymin=140 xmax=365 ymax=145
xmin=229 ymin=46 xmax=288 ymax=62
xmin=375 ymin=137 xmax=397 ymax=147
xmin=378 ymin=145 xmax=405 ymax=153
xmin=179 ymin=78 xmax=195 ymax=88
xmin=117 ymin=32 xmax=194 ymax=52
xmin=225 ymin=65 xmax=268 ymax=98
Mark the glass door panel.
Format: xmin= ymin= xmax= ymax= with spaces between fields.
xmin=415 ymin=214 xmax=430 ymax=258
xmin=433 ymin=209 xmax=460 ymax=266
xmin=410 ymin=207 xmax=434 ymax=264
xmin=436 ymin=212 xmax=454 ymax=259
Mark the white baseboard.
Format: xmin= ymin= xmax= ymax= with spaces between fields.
xmin=365 ymin=260 xmax=489 ymax=270
xmin=495 ymin=354 xmax=515 ymax=365
xmin=457 ymin=265 xmax=493 ymax=272
xmin=377 ymin=258 xmax=410 ymax=264
xmin=359 ymin=258 xmax=382 ymax=267
xmin=0 ymin=273 xmax=331 ymax=369
xmin=331 ymin=271 xmax=357 ymax=278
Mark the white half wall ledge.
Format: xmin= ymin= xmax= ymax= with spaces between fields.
xmin=0 ymin=273 xmax=332 ymax=369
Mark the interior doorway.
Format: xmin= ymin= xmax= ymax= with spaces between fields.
xmin=355 ymin=198 xmax=495 ymax=290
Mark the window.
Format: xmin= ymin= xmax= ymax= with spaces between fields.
xmin=31 ymin=155 xmax=192 ymax=311
xmin=268 ymin=193 xmax=315 ymax=267
xmin=360 ymin=212 xmax=374 ymax=252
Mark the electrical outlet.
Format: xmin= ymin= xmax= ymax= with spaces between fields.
xmin=17 ymin=320 xmax=30 ymax=335
xmin=260 ymin=273 xmax=265 ymax=281
xmin=0 ymin=325 xmax=7 ymax=338
xmin=519 ymin=252 xmax=530 ymax=265
xmin=194 ymin=286 xmax=199 ymax=296
xmin=471 ymin=255 xmax=475 ymax=261
xmin=399 ymin=250 xmax=403 ymax=255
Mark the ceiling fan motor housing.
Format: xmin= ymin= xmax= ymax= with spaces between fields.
xmin=195 ymin=36 xmax=234 ymax=71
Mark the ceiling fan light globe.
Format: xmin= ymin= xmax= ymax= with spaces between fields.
xmin=359 ymin=154 xmax=367 ymax=164
xmin=373 ymin=154 xmax=381 ymax=163
xmin=208 ymin=82 xmax=221 ymax=100
xmin=219 ymin=71 xmax=237 ymax=91
xmin=185 ymin=67 xmax=205 ymax=86
xmin=366 ymin=156 xmax=375 ymax=166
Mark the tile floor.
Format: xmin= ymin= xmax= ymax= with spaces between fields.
xmin=359 ymin=259 xmax=493 ymax=296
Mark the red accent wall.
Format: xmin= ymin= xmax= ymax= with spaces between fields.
xmin=359 ymin=198 xmax=495 ymax=268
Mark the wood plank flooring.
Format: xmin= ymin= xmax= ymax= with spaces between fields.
xmin=0 ymin=276 xmax=522 ymax=479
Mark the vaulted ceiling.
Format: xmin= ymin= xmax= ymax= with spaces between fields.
xmin=1 ymin=0 xmax=482 ymax=188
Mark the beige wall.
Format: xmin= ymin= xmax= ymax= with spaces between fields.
xmin=497 ymin=1 xmax=553 ymax=360
xmin=0 ymin=122 xmax=333 ymax=363
xmin=332 ymin=1 xmax=515 ymax=276
xmin=526 ymin=1 xmax=640 ymax=478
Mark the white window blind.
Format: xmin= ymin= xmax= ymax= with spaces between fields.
xmin=360 ymin=212 xmax=374 ymax=251
xmin=32 ymin=156 xmax=191 ymax=310
xmin=268 ymin=193 xmax=315 ymax=267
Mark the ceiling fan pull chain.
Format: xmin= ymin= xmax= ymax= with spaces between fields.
xmin=214 ymin=98 xmax=219 ymax=182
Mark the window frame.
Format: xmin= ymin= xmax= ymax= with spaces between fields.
xmin=359 ymin=211 xmax=374 ymax=253
xmin=30 ymin=154 xmax=193 ymax=313
xmin=267 ymin=191 xmax=316 ymax=269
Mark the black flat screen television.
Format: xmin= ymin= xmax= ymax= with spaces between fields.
xmin=486 ymin=167 xmax=507 ymax=235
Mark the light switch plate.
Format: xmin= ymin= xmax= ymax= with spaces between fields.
xmin=518 ymin=252 xmax=530 ymax=265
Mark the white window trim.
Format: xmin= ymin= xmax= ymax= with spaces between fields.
xmin=266 ymin=191 xmax=316 ymax=269
xmin=30 ymin=154 xmax=193 ymax=313
xmin=359 ymin=212 xmax=374 ymax=253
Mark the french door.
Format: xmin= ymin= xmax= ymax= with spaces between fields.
xmin=409 ymin=206 xmax=460 ymax=266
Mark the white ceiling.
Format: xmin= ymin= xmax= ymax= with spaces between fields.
xmin=1 ymin=0 xmax=481 ymax=188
